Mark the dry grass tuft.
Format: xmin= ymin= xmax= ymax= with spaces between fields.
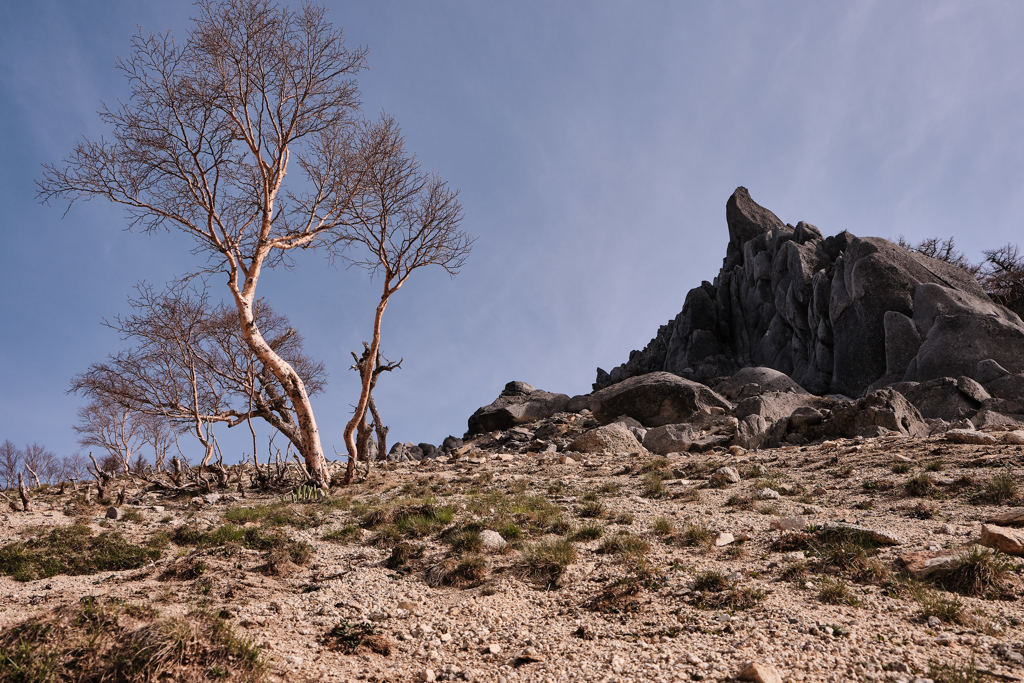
xmin=0 ymin=596 xmax=263 ymax=681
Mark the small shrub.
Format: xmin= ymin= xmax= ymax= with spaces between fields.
xmin=614 ymin=512 xmax=634 ymax=526
xmin=914 ymin=586 xmax=968 ymax=625
xmin=891 ymin=462 xmax=911 ymax=474
xmin=224 ymin=506 xmax=264 ymax=524
xmin=520 ymin=539 xmax=576 ymax=588
xmin=680 ymin=524 xmax=714 ymax=548
xmin=905 ymin=473 xmax=935 ymax=498
xmin=780 ymin=560 xmax=810 ymax=583
xmin=818 ymin=577 xmax=860 ymax=606
xmin=322 ymin=524 xmax=360 ymax=544
xmin=724 ymin=494 xmax=753 ymax=510
xmin=597 ymin=482 xmax=622 ymax=495
xmin=639 ymin=457 xmax=670 ymax=474
xmin=927 ymin=659 xmax=986 ymax=683
xmin=979 ymin=472 xmax=1017 ymax=504
xmin=0 ymin=598 xmax=263 ymax=681
xmin=928 ymin=547 xmax=1013 ymax=597
xmin=692 ymin=570 xmax=729 ymax=592
xmin=324 ymin=620 xmax=391 ymax=656
xmin=121 ymin=509 xmax=144 ymax=523
xmin=576 ymin=500 xmax=605 ymax=518
xmin=925 ymin=460 xmax=944 ymax=472
xmin=425 ymin=555 xmax=487 ymax=588
xmin=443 ymin=526 xmax=484 ymax=553
xmin=497 ymin=521 xmax=523 ymax=541
xmin=571 ymin=524 xmax=604 ymax=542
xmin=651 ymin=516 xmax=676 ymax=538
xmin=640 ymin=472 xmax=666 ymax=498
xmin=597 ymin=532 xmax=650 ymax=562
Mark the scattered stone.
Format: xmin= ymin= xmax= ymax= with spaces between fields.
xmin=714 ymin=531 xmax=736 ymax=547
xmin=737 ymin=661 xmax=783 ymax=683
xmin=898 ymin=551 xmax=956 ymax=579
xmin=756 ymin=487 xmax=781 ymax=500
xmin=770 ymin=516 xmax=807 ymax=532
xmin=986 ymin=509 xmax=1024 ymax=527
xmin=944 ymin=429 xmax=998 ymax=445
xmin=1001 ymin=430 xmax=1024 ymax=445
xmin=980 ymin=524 xmax=1024 ymax=555
xmin=710 ymin=466 xmax=741 ymax=486
xmin=480 ymin=530 xmax=506 ymax=551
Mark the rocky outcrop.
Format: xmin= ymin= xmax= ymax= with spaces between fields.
xmin=583 ymin=371 xmax=732 ymax=427
xmin=822 ymin=389 xmax=928 ymax=439
xmin=597 ymin=187 xmax=1024 ymax=398
xmin=713 ymin=366 xmax=808 ymax=400
xmin=467 ymin=381 xmax=570 ymax=435
xmin=892 ymin=376 xmax=990 ymax=421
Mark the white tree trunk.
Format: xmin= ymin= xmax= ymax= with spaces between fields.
xmin=233 ymin=293 xmax=330 ymax=487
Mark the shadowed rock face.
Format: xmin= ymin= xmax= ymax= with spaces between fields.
xmin=597 ymin=187 xmax=1024 ymax=397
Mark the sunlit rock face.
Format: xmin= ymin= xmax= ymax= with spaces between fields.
xmin=597 ymin=187 xmax=1024 ymax=397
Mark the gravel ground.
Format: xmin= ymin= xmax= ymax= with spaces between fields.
xmin=1 ymin=434 xmax=1022 ymax=682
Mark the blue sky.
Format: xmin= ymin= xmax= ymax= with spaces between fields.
xmin=2 ymin=1 xmax=1023 ymax=463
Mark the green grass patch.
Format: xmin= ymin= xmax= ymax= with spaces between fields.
xmin=0 ymin=525 xmax=160 ymax=582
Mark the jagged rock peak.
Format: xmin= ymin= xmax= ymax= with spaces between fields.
xmin=726 ymin=186 xmax=784 ymax=248
xmin=596 ymin=187 xmax=1024 ymax=397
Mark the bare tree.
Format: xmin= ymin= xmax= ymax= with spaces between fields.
xmin=40 ymin=0 xmax=378 ymax=487
xmin=74 ymin=399 xmax=145 ymax=474
xmin=58 ymin=453 xmax=89 ymax=483
xmin=349 ymin=342 xmax=401 ymax=472
xmin=979 ymin=243 xmax=1024 ymax=317
xmin=0 ymin=440 xmax=19 ymax=489
xmin=340 ymin=116 xmax=472 ymax=483
xmin=21 ymin=443 xmax=59 ymax=487
xmin=897 ymin=235 xmax=980 ymax=276
xmin=898 ymin=236 xmax=1024 ymax=318
xmin=72 ymin=284 xmax=325 ymax=465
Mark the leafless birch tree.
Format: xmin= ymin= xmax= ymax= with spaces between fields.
xmin=40 ymin=0 xmax=374 ymax=487
xmin=340 ymin=116 xmax=472 ymax=483
xmin=74 ymin=399 xmax=145 ymax=474
xmin=71 ymin=284 xmax=325 ymax=465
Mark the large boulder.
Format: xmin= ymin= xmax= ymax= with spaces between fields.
xmin=892 ymin=376 xmax=989 ymax=421
xmin=732 ymin=391 xmax=833 ymax=426
xmin=569 ymin=422 xmax=643 ymax=454
xmin=594 ymin=187 xmax=1024 ymax=400
xmin=467 ymin=381 xmax=570 ymax=435
xmin=983 ymin=372 xmax=1024 ymax=402
xmin=642 ymin=423 xmax=695 ymax=454
xmin=388 ymin=442 xmax=424 ymax=462
xmin=714 ymin=366 xmax=808 ymax=400
xmin=585 ymin=372 xmax=732 ymax=427
xmin=822 ymin=388 xmax=928 ymax=439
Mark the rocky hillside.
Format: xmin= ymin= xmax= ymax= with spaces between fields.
xmin=597 ymin=188 xmax=1024 ymax=397
xmin=1 ymin=432 xmax=1022 ymax=682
